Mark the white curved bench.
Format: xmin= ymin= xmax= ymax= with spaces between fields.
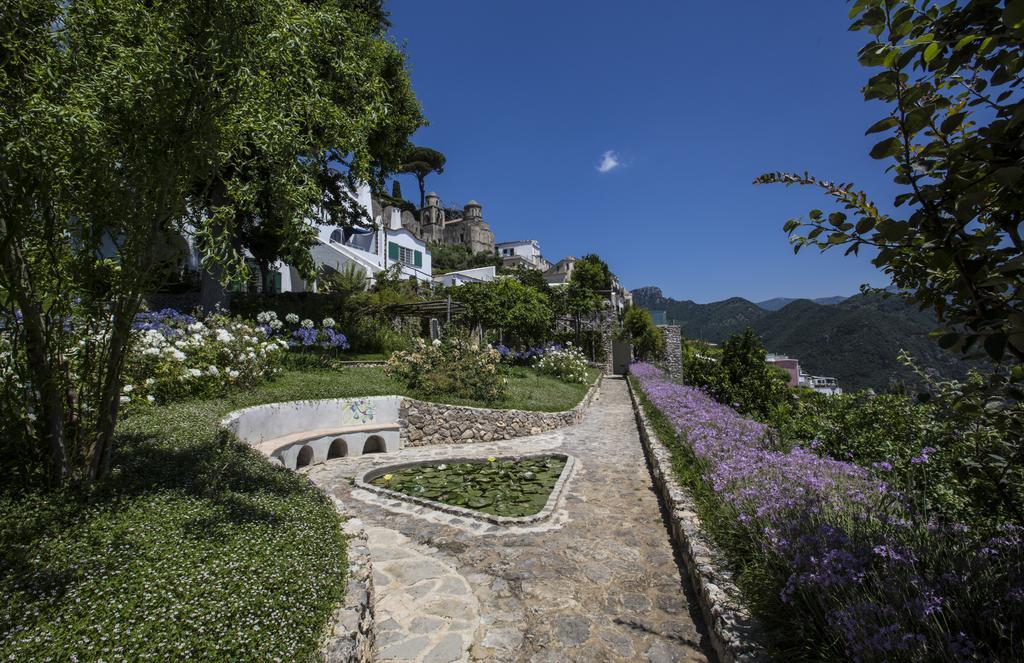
xmin=220 ymin=396 xmax=402 ymax=470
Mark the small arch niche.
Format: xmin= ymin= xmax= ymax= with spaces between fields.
xmin=328 ymin=438 xmax=349 ymax=459
xmin=296 ymin=445 xmax=314 ymax=468
xmin=362 ymin=435 xmax=386 ymax=454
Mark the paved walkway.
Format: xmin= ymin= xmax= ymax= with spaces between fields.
xmin=308 ymin=377 xmax=713 ymax=662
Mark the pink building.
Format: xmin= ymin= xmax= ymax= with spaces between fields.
xmin=767 ymin=355 xmax=801 ymax=388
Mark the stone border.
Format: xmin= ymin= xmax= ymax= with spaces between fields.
xmin=318 ymin=493 xmax=375 ymax=662
xmin=626 ymin=378 xmax=771 ymax=663
xmin=354 ymin=453 xmax=577 ymax=526
xmin=400 ymin=374 xmax=602 ymax=447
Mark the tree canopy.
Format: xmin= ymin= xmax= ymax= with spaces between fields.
xmin=397 ymin=145 xmax=447 ymax=208
xmin=0 ymin=0 xmax=423 ymax=485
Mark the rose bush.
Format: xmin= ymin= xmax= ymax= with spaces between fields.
xmin=385 ymin=337 xmax=508 ymax=403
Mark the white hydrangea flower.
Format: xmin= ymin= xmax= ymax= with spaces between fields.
xmin=285 ymin=313 xmax=299 ymax=324
xmin=215 ymin=329 xmax=234 ymax=343
xmin=322 ymin=317 xmax=336 ymax=328
xmin=206 ymin=365 xmax=219 ymax=376
xmin=227 ymin=369 xmax=239 ymax=379
xmin=120 ymin=395 xmax=131 ymax=404
xmin=188 ymin=322 xmax=206 ymax=333
xmin=188 ymin=368 xmax=202 ymax=378
xmin=147 ymin=395 xmax=155 ymax=403
xmin=301 ymin=318 xmax=314 ymax=329
xmin=270 ymin=320 xmax=283 ymax=331
xmin=142 ymin=347 xmax=160 ymax=356
xmin=122 ymin=384 xmax=133 ymax=393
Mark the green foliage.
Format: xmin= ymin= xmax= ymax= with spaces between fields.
xmin=0 ymin=377 xmax=349 ymax=660
xmin=317 ymin=262 xmax=369 ymax=297
xmin=684 ymin=328 xmax=792 ymax=420
xmin=396 ymin=145 xmax=446 ymax=207
xmin=621 ymin=306 xmax=665 ymax=361
xmin=371 ymin=456 xmax=566 ymax=517
xmin=570 ymin=253 xmax=613 ymax=292
xmin=429 ymin=242 xmax=502 ymax=273
xmin=385 ymin=337 xmax=509 ymax=403
xmin=0 ymin=0 xmax=422 ymax=485
xmin=450 ymin=278 xmax=553 ymax=344
xmin=511 ymin=266 xmax=552 ymax=296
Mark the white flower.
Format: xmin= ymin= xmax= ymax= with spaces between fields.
xmin=188 ymin=322 xmax=206 ymax=333
xmin=227 ymin=369 xmax=239 ymax=379
xmin=215 ymin=329 xmax=234 ymax=343
xmin=206 ymin=365 xmax=219 ymax=376
xmin=322 ymin=317 xmax=336 ymax=328
xmin=146 ymin=395 xmax=155 ymax=403
xmin=188 ymin=368 xmax=202 ymax=378
xmin=120 ymin=395 xmax=131 ymax=404
xmin=301 ymin=318 xmax=314 ymax=329
xmin=142 ymin=347 xmax=160 ymax=356
xmin=432 ymin=339 xmax=442 ymax=347
xmin=122 ymin=384 xmax=134 ymax=393
xmin=170 ymin=349 xmax=186 ymax=361
xmin=270 ymin=320 xmax=283 ymax=331
xmin=285 ymin=313 xmax=299 ymax=324
xmin=145 ymin=378 xmax=155 ymax=386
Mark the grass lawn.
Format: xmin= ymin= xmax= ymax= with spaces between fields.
xmin=0 ymin=365 xmax=597 ymax=661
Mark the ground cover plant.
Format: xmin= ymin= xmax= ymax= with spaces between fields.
xmin=371 ymin=456 xmax=566 ymax=517
xmin=630 ymin=362 xmax=1024 ymax=662
xmin=0 ymin=378 xmax=351 ymax=661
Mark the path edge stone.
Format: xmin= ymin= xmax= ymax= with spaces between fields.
xmin=318 ymin=493 xmax=375 ymax=663
xmin=625 ymin=377 xmax=772 ymax=663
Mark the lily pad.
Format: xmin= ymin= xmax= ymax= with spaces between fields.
xmin=370 ymin=456 xmax=567 ymax=518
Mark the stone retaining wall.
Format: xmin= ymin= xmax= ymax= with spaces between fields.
xmin=626 ymin=378 xmax=771 ymax=663
xmin=658 ymin=325 xmax=683 ymax=380
xmin=399 ymin=375 xmax=601 ymax=447
xmin=319 ymin=494 xmax=375 ymax=662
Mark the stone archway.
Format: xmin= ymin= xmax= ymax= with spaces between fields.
xmin=328 ymin=438 xmax=349 ymax=459
xmin=296 ymin=445 xmax=314 ymax=468
xmin=363 ymin=435 xmax=386 ymax=454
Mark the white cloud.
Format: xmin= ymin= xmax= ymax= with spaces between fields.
xmin=596 ymin=150 xmax=621 ymax=173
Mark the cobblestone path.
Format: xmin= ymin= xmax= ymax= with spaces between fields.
xmin=308 ymin=377 xmax=713 ymax=662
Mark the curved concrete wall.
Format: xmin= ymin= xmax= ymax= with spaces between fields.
xmin=222 ymin=396 xmax=402 ymax=444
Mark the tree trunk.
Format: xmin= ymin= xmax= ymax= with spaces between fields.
xmin=417 ymin=174 xmax=426 ymax=209
xmin=0 ymin=216 xmax=70 ymax=484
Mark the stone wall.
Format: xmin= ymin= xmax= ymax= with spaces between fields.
xmin=658 ymin=325 xmax=683 ymax=381
xmin=319 ymin=495 xmax=375 ymax=662
xmin=400 ymin=376 xmax=601 ymax=447
xmin=626 ymin=379 xmax=769 ymax=663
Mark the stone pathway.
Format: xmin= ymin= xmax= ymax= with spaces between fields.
xmin=308 ymin=377 xmax=713 ymax=662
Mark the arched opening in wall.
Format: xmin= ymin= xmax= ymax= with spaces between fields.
xmin=296 ymin=445 xmax=314 ymax=468
xmin=328 ymin=438 xmax=348 ymax=459
xmin=363 ymin=435 xmax=385 ymax=454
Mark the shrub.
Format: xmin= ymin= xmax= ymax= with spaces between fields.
xmin=449 ymin=278 xmax=553 ymax=345
xmin=385 ymin=338 xmax=508 ymax=403
xmin=124 ymin=309 xmax=288 ymax=405
xmin=254 ymin=310 xmax=350 ymax=351
xmin=534 ymin=345 xmax=590 ymax=384
xmin=632 ymin=362 xmax=1024 ymax=662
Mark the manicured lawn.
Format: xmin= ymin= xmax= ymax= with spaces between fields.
xmin=0 ymin=365 xmax=597 ymax=661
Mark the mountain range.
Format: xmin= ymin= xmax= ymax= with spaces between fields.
xmin=632 ymin=286 xmax=979 ymax=392
xmin=755 ymin=296 xmax=847 ymax=310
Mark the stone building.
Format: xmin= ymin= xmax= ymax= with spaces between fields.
xmin=380 ymin=191 xmax=496 ymax=255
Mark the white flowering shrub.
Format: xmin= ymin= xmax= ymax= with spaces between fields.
xmin=534 ymin=344 xmax=590 ymax=384
xmin=123 ymin=309 xmax=287 ymax=405
xmin=254 ymin=310 xmax=350 ymax=351
xmin=386 ymin=337 xmax=509 ymax=403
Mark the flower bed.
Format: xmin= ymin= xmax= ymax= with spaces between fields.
xmin=630 ymin=362 xmax=1024 ymax=662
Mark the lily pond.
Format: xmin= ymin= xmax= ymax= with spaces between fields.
xmin=370 ymin=455 xmax=567 ymax=517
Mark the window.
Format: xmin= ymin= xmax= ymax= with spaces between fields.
xmin=398 ymin=245 xmax=415 ymax=265
xmin=389 ymin=242 xmax=422 ymax=268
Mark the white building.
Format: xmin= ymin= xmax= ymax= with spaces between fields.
xmin=269 ymin=182 xmax=432 ymax=293
xmin=433 ymin=265 xmax=497 ymax=288
xmin=496 ymin=239 xmax=549 ymax=271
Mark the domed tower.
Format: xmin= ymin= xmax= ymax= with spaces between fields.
xmin=462 ymin=200 xmax=494 ymax=254
xmin=419 ymin=192 xmax=445 ymax=243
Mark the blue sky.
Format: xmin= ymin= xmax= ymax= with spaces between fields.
xmin=386 ymin=1 xmax=899 ymax=303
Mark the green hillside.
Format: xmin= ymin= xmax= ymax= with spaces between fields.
xmin=632 ymin=287 xmax=980 ymax=392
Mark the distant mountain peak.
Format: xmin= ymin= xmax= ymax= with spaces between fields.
xmin=756 ymin=296 xmax=848 ymax=311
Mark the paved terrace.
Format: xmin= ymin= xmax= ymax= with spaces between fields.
xmin=308 ymin=377 xmax=714 ymax=662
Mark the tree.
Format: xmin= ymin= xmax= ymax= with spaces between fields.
xmin=552 ymin=279 xmax=603 ymax=345
xmin=429 ymin=242 xmax=501 ymax=273
xmin=397 ymin=145 xmax=446 ymax=208
xmin=572 ymin=254 xmax=613 ymax=292
xmin=512 ymin=267 xmax=552 ymax=296
xmin=716 ymin=329 xmax=790 ymax=420
xmin=450 ymin=279 xmax=553 ymax=345
xmin=622 ymin=306 xmax=665 ymax=360
xmin=756 ymin=1 xmax=1024 ymax=367
xmin=0 ymin=0 xmax=422 ymax=486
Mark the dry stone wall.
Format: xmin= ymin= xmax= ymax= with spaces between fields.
xmin=400 ymin=376 xmax=601 ymax=447
xmin=658 ymin=325 xmax=683 ymax=380
xmin=319 ymin=495 xmax=375 ymax=662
